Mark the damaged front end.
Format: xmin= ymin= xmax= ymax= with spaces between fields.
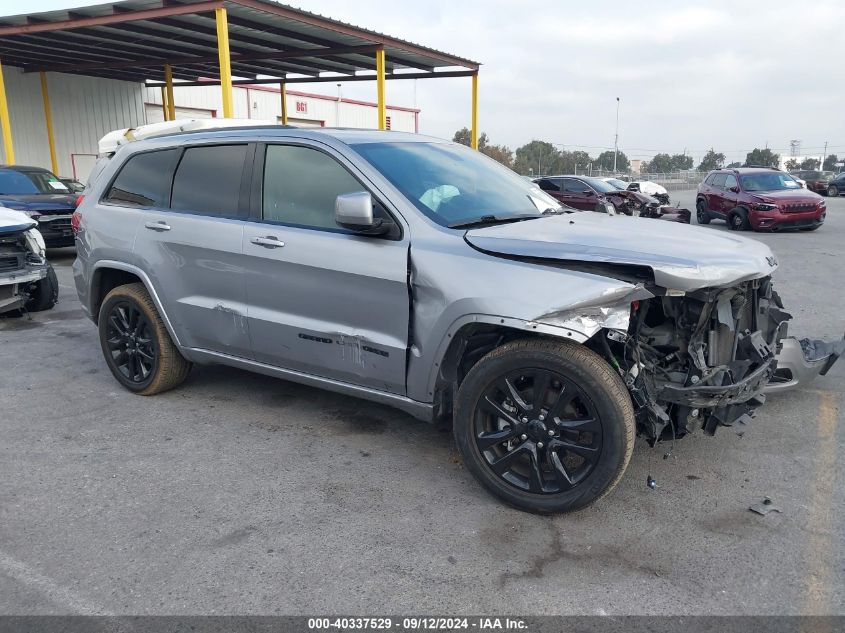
xmin=0 ymin=210 xmax=52 ymax=315
xmin=598 ymin=277 xmax=839 ymax=442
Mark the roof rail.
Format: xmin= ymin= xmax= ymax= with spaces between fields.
xmin=98 ymin=118 xmax=279 ymax=154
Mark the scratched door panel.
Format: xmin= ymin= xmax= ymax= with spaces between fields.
xmin=134 ymin=212 xmax=252 ymax=358
xmin=241 ymin=222 xmax=409 ymax=395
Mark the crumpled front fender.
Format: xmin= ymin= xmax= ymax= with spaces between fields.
xmin=765 ymin=334 xmax=845 ymax=393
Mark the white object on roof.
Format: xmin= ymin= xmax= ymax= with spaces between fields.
xmin=98 ymin=118 xmax=278 ymax=154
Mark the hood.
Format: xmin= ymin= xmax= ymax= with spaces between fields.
xmin=0 ymin=207 xmax=38 ymax=234
xmin=0 ymin=193 xmax=77 ymax=213
xmin=465 ymin=213 xmax=777 ymax=291
xmin=749 ymin=189 xmax=823 ymax=203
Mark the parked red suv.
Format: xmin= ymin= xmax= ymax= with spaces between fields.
xmin=696 ymin=168 xmax=826 ymax=231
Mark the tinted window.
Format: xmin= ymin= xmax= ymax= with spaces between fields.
xmin=105 ymin=149 xmax=179 ymax=207
xmin=724 ymin=174 xmax=738 ymax=189
xmin=561 ymin=178 xmax=589 ymax=193
xmin=171 ymin=144 xmax=247 ymax=215
xmin=262 ymin=145 xmax=364 ymax=229
xmin=536 ymin=178 xmax=560 ymax=192
xmin=711 ymin=174 xmax=727 ymax=188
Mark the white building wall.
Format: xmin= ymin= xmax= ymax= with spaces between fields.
xmin=0 ymin=66 xmax=145 ymax=179
xmin=143 ymin=84 xmax=418 ymax=131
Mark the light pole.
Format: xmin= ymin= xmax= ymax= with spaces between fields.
xmin=613 ymin=97 xmax=620 ymax=173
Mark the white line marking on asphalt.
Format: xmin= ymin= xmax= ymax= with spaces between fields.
xmin=0 ymin=549 xmax=113 ymax=615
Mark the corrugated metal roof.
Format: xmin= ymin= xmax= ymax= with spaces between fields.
xmin=0 ymin=0 xmax=479 ymax=84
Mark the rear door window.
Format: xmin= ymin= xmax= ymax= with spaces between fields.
xmin=170 ymin=144 xmax=248 ymax=216
xmin=536 ymin=178 xmax=561 ymax=192
xmin=104 ymin=149 xmax=179 ymax=207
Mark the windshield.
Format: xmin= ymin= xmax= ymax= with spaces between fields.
xmin=579 ymin=177 xmax=618 ymax=194
xmin=740 ymin=172 xmax=802 ymax=192
xmin=604 ymin=178 xmax=628 ymax=190
xmin=0 ymin=168 xmax=70 ymax=195
xmin=351 ymin=141 xmax=561 ymax=226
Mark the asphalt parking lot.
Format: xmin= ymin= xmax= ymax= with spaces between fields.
xmin=1 ymin=191 xmax=843 ymax=616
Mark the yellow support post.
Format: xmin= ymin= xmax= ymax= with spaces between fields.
xmin=39 ymin=71 xmax=58 ymax=175
xmin=470 ymin=72 xmax=479 ymax=150
xmin=160 ymin=86 xmax=168 ymax=120
xmin=215 ymin=7 xmax=234 ymax=118
xmin=279 ymin=82 xmax=288 ymax=124
xmin=0 ymin=58 xmax=14 ymax=165
xmin=375 ymin=48 xmax=386 ymax=130
xmin=164 ymin=63 xmax=176 ymax=121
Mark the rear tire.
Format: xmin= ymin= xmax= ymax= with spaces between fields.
xmin=25 ymin=263 xmax=58 ymax=312
xmin=696 ymin=199 xmax=711 ymax=224
xmin=728 ymin=207 xmax=750 ymax=231
xmin=453 ymin=338 xmax=635 ymax=514
xmin=98 ymin=282 xmax=191 ymax=395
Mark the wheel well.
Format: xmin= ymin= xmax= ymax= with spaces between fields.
xmin=90 ymin=268 xmax=142 ymax=323
xmin=432 ymin=323 xmax=545 ymax=421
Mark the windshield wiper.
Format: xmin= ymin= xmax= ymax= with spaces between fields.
xmin=448 ymin=214 xmax=542 ymax=229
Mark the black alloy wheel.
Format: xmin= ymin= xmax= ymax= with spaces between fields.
xmin=696 ymin=199 xmax=711 ymax=224
xmin=104 ymin=300 xmax=158 ymax=386
xmin=474 ymin=369 xmax=602 ymax=494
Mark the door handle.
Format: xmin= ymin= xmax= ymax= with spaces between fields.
xmin=144 ymin=220 xmax=171 ymax=232
xmin=250 ymin=236 xmax=285 ymax=248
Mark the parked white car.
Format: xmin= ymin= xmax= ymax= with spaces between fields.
xmin=0 ymin=207 xmax=58 ymax=314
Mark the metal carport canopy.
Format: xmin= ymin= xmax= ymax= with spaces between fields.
xmin=0 ymin=0 xmax=481 ymax=168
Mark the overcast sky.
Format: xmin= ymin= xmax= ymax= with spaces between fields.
xmin=16 ymin=0 xmax=845 ymax=165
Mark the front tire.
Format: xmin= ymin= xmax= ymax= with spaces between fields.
xmin=453 ymin=339 xmax=635 ymax=514
xmin=829 ymin=185 xmax=840 ymax=197
xmin=728 ymin=207 xmax=750 ymax=231
xmin=25 ymin=264 xmax=58 ymax=312
xmin=696 ymin=199 xmax=711 ymax=224
xmin=98 ymin=283 xmax=191 ymax=395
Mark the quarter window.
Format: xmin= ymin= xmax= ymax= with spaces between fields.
xmin=104 ymin=149 xmax=179 ymax=207
xmin=170 ymin=144 xmax=247 ymax=216
xmin=262 ymin=145 xmax=365 ymax=229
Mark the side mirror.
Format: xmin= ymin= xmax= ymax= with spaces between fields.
xmin=335 ymin=191 xmax=391 ymax=235
xmin=582 ymin=189 xmax=595 ymax=196
xmin=728 ymin=186 xmax=740 ymax=193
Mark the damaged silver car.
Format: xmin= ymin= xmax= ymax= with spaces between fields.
xmin=73 ymin=124 xmax=843 ymax=514
xmin=0 ymin=207 xmax=58 ymax=315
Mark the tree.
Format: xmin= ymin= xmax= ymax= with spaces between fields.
xmin=697 ymin=148 xmax=725 ymax=172
xmin=453 ymin=127 xmax=486 ymax=149
xmin=823 ymin=154 xmax=839 ymax=171
xmin=799 ymin=157 xmax=820 ymax=170
xmin=593 ymin=150 xmax=629 ymax=172
xmin=726 ymin=162 xmax=742 ymax=168
xmin=645 ymin=153 xmax=672 ymax=173
xmin=481 ymin=144 xmax=514 ymax=168
xmin=514 ymin=140 xmax=566 ymax=175
xmin=745 ymin=148 xmax=780 ymax=168
xmin=672 ymin=154 xmax=693 ymax=171
xmin=784 ymin=158 xmax=799 ymax=171
xmin=452 ymin=127 xmax=513 ymax=168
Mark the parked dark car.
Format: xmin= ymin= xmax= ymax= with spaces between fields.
xmin=827 ymin=172 xmax=845 ymax=197
xmin=534 ymin=175 xmax=690 ymax=222
xmin=0 ymin=165 xmax=79 ymax=247
xmin=697 ymin=168 xmax=826 ymax=231
xmin=789 ymin=170 xmax=832 ymax=195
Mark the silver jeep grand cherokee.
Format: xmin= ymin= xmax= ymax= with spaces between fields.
xmin=73 ymin=126 xmax=843 ymax=514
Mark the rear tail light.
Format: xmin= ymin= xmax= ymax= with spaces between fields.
xmin=75 ymin=194 xmax=84 ymax=207
xmin=71 ymin=210 xmax=82 ymax=234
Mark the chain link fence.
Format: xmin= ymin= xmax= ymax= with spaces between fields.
xmin=582 ymin=168 xmax=708 ymax=192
